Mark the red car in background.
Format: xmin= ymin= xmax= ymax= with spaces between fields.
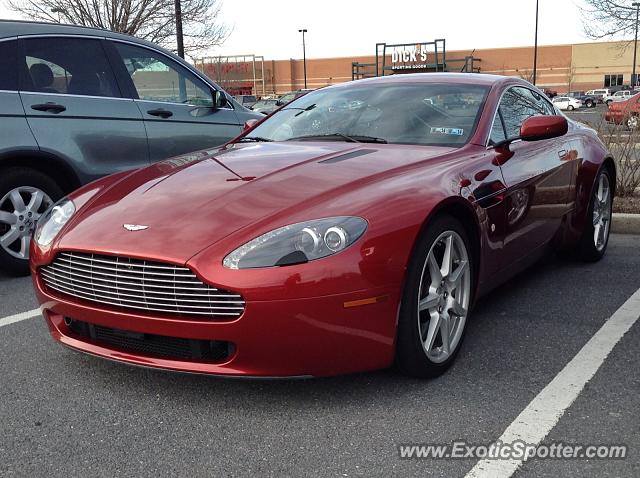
xmin=605 ymin=93 xmax=640 ymax=129
xmin=30 ymin=74 xmax=615 ymax=378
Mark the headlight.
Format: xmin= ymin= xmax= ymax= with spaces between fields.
xmin=223 ymin=216 xmax=367 ymax=269
xmin=34 ymin=198 xmax=75 ymax=247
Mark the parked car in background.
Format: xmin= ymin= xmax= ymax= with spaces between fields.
xmin=0 ymin=20 xmax=262 ymax=275
xmin=566 ymin=91 xmax=598 ymax=108
xmin=277 ymin=89 xmax=314 ymax=106
xmin=605 ymin=94 xmax=640 ymax=129
xmin=552 ymin=96 xmax=583 ymax=111
xmin=586 ymin=88 xmax=611 ymax=101
xmin=603 ymin=90 xmax=637 ymax=106
xmin=251 ymin=98 xmax=280 ymax=115
xmin=234 ymin=94 xmax=258 ymax=108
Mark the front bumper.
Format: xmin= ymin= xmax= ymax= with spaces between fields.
xmin=32 ymin=270 xmax=400 ymax=377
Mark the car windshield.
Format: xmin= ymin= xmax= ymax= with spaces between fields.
xmin=245 ymin=82 xmax=489 ymax=147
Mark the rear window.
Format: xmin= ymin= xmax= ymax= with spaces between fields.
xmin=21 ymin=37 xmax=120 ymax=98
xmin=0 ymin=40 xmax=18 ymax=91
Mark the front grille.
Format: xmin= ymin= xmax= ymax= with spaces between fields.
xmin=67 ymin=319 xmax=233 ymax=362
xmin=40 ymin=252 xmax=245 ymax=319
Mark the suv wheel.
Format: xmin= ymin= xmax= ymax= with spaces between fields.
xmin=0 ymin=168 xmax=63 ymax=276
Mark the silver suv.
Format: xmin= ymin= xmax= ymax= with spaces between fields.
xmin=0 ymin=20 xmax=261 ymax=275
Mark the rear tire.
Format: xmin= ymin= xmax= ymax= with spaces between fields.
xmin=0 ymin=168 xmax=63 ymax=276
xmin=577 ymin=168 xmax=613 ymax=262
xmin=396 ymin=215 xmax=474 ymax=378
xmin=568 ymin=105 xmax=575 ymax=111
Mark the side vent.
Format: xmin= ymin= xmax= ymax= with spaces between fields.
xmin=319 ymin=149 xmax=377 ymax=164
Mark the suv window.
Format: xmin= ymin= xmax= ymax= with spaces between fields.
xmin=491 ymin=86 xmax=552 ymax=141
xmin=0 ymin=40 xmax=18 ymax=91
xmin=113 ymin=42 xmax=213 ymax=106
xmin=21 ymin=38 xmax=120 ymax=97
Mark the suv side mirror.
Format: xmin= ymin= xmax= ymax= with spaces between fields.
xmin=213 ymin=90 xmax=228 ymax=109
xmin=520 ymin=115 xmax=568 ymax=142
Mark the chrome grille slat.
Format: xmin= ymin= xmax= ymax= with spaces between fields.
xmin=40 ymin=252 xmax=245 ymax=319
xmin=59 ymin=252 xmax=197 ymax=272
xmin=43 ymin=281 xmax=244 ymax=310
xmin=57 ymin=256 xmax=197 ymax=278
xmin=40 ymin=272 xmax=244 ymax=306
xmin=45 ymin=262 xmax=207 ymax=285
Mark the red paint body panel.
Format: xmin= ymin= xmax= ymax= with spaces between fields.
xmin=604 ymin=95 xmax=640 ymax=123
xmin=30 ymin=74 xmax=613 ymax=377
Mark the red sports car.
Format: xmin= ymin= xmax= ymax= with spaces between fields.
xmin=30 ymin=74 xmax=615 ymax=378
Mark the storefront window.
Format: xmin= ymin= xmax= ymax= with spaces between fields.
xmin=604 ymin=74 xmax=624 ymax=87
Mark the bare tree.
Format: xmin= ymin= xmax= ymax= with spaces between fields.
xmin=7 ymin=0 xmax=230 ymax=59
xmin=581 ymin=0 xmax=639 ymax=42
xmin=517 ymin=68 xmax=535 ymax=83
xmin=566 ymin=66 xmax=577 ymax=92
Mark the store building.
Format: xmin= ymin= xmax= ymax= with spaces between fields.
xmin=196 ymin=39 xmax=640 ymax=96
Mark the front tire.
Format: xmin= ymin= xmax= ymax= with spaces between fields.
xmin=626 ymin=115 xmax=639 ymax=130
xmin=0 ymin=168 xmax=63 ymax=276
xmin=577 ymin=168 xmax=613 ymax=262
xmin=396 ymin=215 xmax=474 ymax=378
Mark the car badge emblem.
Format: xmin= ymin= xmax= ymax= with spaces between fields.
xmin=123 ymin=224 xmax=149 ymax=231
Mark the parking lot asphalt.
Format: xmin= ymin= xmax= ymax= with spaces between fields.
xmin=0 ymin=234 xmax=639 ymax=477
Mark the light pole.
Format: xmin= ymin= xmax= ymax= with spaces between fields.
xmin=532 ymin=0 xmax=539 ymax=85
xmin=298 ymin=29 xmax=307 ymax=89
xmin=175 ymin=0 xmax=185 ymax=58
xmin=632 ymin=2 xmax=640 ymax=87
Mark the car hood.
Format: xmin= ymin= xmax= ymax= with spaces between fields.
xmin=57 ymin=141 xmax=456 ymax=263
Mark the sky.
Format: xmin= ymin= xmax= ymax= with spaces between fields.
xmin=1 ymin=0 xmax=596 ymax=60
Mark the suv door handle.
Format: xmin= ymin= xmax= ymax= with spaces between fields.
xmin=558 ymin=149 xmax=568 ymax=158
xmin=31 ymin=103 xmax=66 ymax=114
xmin=147 ymin=108 xmax=173 ymax=118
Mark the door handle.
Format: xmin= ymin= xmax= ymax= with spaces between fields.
xmin=147 ymin=108 xmax=173 ymax=118
xmin=558 ymin=149 xmax=568 ymax=158
xmin=31 ymin=103 xmax=66 ymax=114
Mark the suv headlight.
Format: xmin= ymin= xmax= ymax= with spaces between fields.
xmin=223 ymin=216 xmax=367 ymax=269
xmin=34 ymin=198 xmax=75 ymax=247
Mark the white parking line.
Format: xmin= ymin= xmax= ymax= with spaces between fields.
xmin=0 ymin=308 xmax=41 ymax=328
xmin=465 ymin=287 xmax=640 ymax=478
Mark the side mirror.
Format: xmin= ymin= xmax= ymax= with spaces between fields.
xmin=243 ymin=119 xmax=260 ymax=131
xmin=520 ymin=115 xmax=568 ymax=142
xmin=212 ymin=90 xmax=228 ymax=109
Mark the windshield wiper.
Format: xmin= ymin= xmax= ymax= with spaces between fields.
xmin=237 ymin=136 xmax=273 ymax=142
xmin=286 ymin=133 xmax=387 ymax=144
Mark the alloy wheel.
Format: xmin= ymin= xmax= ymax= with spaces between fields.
xmin=417 ymin=230 xmax=471 ymax=364
xmin=0 ymin=187 xmax=53 ymax=260
xmin=592 ymin=173 xmax=612 ymax=252
xmin=627 ymin=116 xmax=638 ymax=130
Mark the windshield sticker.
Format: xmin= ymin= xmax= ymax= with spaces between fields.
xmin=430 ymin=127 xmax=464 ymax=136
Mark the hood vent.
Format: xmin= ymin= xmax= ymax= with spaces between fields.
xmin=319 ymin=149 xmax=377 ymax=164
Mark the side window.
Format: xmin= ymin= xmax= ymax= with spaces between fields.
xmin=21 ymin=38 xmax=120 ymax=97
xmin=498 ymin=87 xmax=549 ymax=139
xmin=489 ymin=111 xmax=506 ymax=144
xmin=113 ymin=42 xmax=213 ymax=106
xmin=0 ymin=40 xmax=18 ymax=91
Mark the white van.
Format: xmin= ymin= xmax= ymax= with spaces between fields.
xmin=586 ymin=88 xmax=610 ymax=100
xmin=603 ymin=90 xmax=638 ymax=105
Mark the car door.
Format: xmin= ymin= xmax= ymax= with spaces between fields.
xmin=490 ymin=86 xmax=573 ymax=264
xmin=0 ymin=38 xmax=39 ymax=158
xmin=18 ymin=36 xmax=149 ymax=183
xmin=108 ymin=40 xmax=243 ymax=162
